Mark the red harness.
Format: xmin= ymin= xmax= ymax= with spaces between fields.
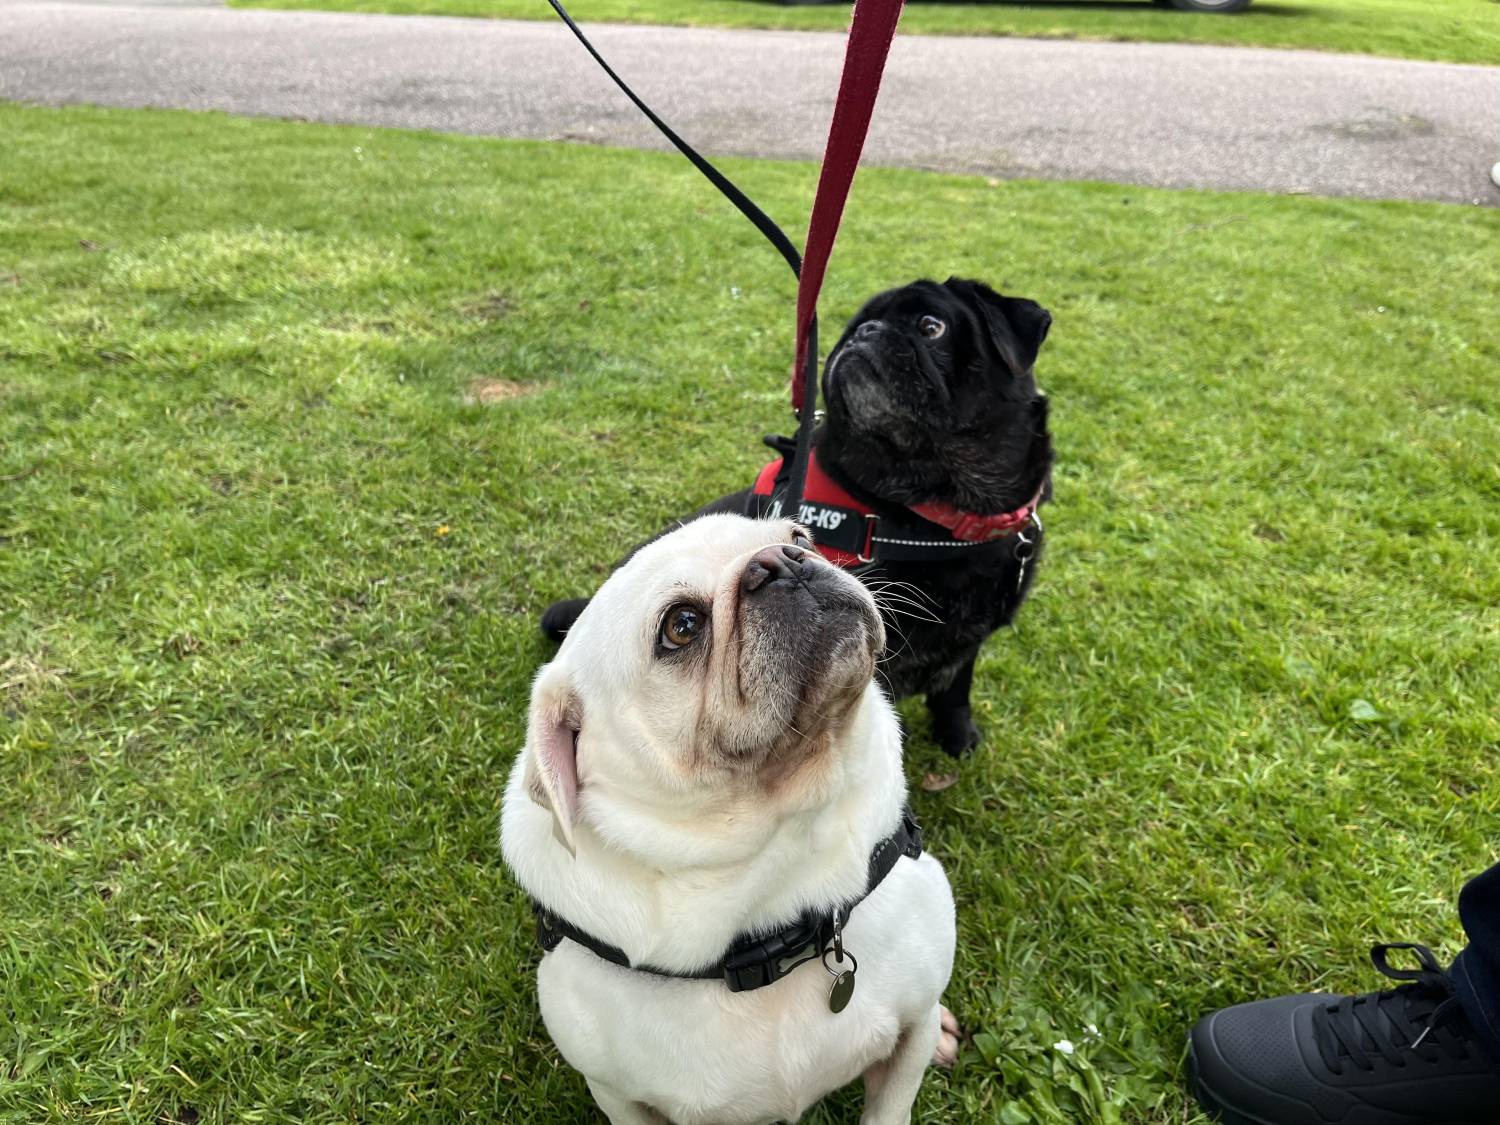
xmin=750 ymin=447 xmax=1044 ymax=569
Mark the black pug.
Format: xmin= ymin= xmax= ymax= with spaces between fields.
xmin=541 ymin=277 xmax=1054 ymax=758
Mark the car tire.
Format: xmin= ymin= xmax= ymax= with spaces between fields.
xmin=1157 ymin=0 xmax=1252 ymax=10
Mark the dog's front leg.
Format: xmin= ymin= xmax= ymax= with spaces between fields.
xmin=587 ymin=1080 xmax=668 ymax=1125
xmin=859 ymin=1003 xmax=945 ymax=1125
xmin=926 ymin=652 xmax=981 ymax=758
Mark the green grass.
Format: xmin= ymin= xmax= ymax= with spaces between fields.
xmin=231 ymin=0 xmax=1500 ymax=66
xmin=2 ymin=101 xmax=1498 ymax=1124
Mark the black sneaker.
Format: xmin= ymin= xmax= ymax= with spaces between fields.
xmin=1188 ymin=943 xmax=1500 ymax=1125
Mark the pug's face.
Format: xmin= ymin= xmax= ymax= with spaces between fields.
xmin=820 ymin=277 xmax=1054 ymax=512
xmin=523 ymin=515 xmax=885 ymax=857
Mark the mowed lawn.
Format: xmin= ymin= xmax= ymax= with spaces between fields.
xmin=2 ymin=102 xmax=1498 ymax=1124
xmin=230 ymin=0 xmax=1500 ymax=65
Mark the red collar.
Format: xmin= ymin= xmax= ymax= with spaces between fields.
xmin=908 ymin=489 xmax=1043 ymax=543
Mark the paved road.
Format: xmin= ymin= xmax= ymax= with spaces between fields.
xmin=2 ymin=0 xmax=1497 ymax=205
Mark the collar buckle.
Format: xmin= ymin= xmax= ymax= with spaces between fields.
xmin=721 ymin=914 xmax=823 ymax=993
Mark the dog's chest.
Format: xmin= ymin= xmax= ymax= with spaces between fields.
xmin=530 ymin=858 xmax=955 ymax=1125
xmin=536 ymin=943 xmax=901 ymax=1124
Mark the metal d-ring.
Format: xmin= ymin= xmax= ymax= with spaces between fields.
xmin=1013 ymin=511 xmax=1042 ymax=562
xmin=822 ymin=945 xmax=858 ymax=976
xmin=1013 ymin=511 xmax=1041 ymax=593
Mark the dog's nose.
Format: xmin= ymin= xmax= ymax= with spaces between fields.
xmin=742 ymin=544 xmax=807 ymax=594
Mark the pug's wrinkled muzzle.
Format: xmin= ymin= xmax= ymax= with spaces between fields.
xmin=738 ymin=543 xmax=883 ymax=674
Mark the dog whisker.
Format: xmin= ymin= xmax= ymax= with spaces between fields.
xmin=865 ymin=579 xmax=939 ymax=609
xmin=871 ymin=591 xmax=944 ymax=626
xmin=865 ymin=580 xmax=937 ymax=601
xmin=871 ymin=590 xmax=941 ymax=615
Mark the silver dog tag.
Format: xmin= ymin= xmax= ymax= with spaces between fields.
xmin=828 ymin=967 xmax=856 ymax=1013
xmin=822 ymin=946 xmax=858 ymax=1014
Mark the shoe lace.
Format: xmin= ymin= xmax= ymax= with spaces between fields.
xmin=1312 ymin=943 xmax=1476 ymax=1075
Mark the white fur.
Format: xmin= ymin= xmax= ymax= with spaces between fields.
xmin=501 ymin=515 xmax=956 ymax=1124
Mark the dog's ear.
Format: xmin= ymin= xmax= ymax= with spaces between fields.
xmin=946 ymin=277 xmax=1052 ymax=376
xmin=523 ymin=662 xmax=581 ymax=856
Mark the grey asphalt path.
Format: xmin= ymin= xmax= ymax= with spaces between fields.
xmin=2 ymin=0 xmax=1497 ymax=205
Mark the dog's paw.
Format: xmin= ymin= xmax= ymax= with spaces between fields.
xmin=932 ymin=711 xmax=981 ymax=759
xmin=932 ymin=1006 xmax=962 ymax=1069
xmin=920 ymin=771 xmax=960 ymax=793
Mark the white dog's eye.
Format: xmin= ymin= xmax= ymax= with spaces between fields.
xmin=791 ymin=529 xmax=814 ymax=550
xmin=659 ymin=603 xmax=707 ymax=651
xmin=918 ymin=315 xmax=946 ymax=340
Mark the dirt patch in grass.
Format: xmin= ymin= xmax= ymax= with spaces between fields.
xmin=1 ymin=652 xmax=66 ymax=701
xmin=464 ymin=377 xmax=534 ymax=404
xmin=458 ymin=291 xmax=513 ymax=321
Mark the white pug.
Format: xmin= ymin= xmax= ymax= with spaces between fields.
xmin=501 ymin=514 xmax=958 ymax=1125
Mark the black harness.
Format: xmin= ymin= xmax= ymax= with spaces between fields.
xmin=532 ymin=809 xmax=923 ymax=994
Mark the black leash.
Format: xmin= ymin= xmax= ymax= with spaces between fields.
xmin=545 ymin=0 xmax=819 ymax=512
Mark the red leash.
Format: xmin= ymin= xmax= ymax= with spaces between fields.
xmin=548 ymin=0 xmax=906 ymax=513
xmin=794 ymin=0 xmax=906 ymax=414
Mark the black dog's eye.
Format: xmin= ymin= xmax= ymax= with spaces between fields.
xmin=659 ymin=603 xmax=707 ymax=651
xmin=918 ymin=315 xmax=946 ymax=340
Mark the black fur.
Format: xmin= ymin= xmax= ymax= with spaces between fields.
xmin=540 ymin=277 xmax=1054 ymax=758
